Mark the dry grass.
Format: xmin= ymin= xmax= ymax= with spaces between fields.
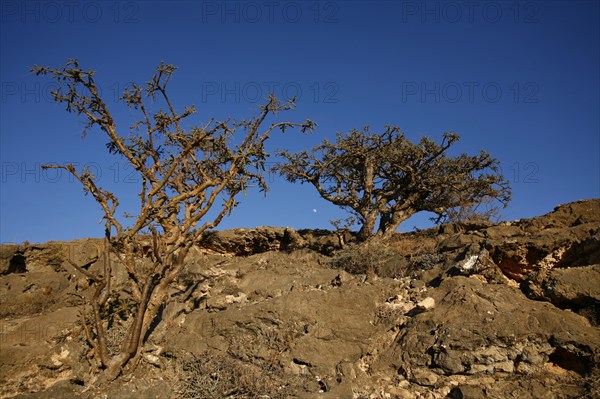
xmin=173 ymin=350 xmax=308 ymax=399
xmin=387 ymin=234 xmax=437 ymax=255
xmin=330 ymin=233 xmax=440 ymax=278
xmin=330 ymin=241 xmax=398 ymax=276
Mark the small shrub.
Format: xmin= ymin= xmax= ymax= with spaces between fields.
xmin=388 ymin=235 xmax=437 ymax=255
xmin=330 ymin=236 xmax=446 ymax=278
xmin=408 ymin=252 xmax=444 ymax=272
xmin=330 ymin=240 xmax=399 ymax=276
xmin=174 ymin=351 xmax=305 ymax=399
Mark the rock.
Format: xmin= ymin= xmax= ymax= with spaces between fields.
xmin=467 ymin=364 xmax=492 ymax=374
xmin=417 ymin=297 xmax=435 ymax=310
xmin=22 ymin=243 xmax=67 ymax=272
xmin=556 ymin=234 xmax=600 ymax=267
xmin=438 ymin=234 xmax=484 ymax=252
xmin=387 ymin=386 xmax=414 ymax=398
xmin=1 ymin=199 xmax=600 ymax=399
xmin=494 ymin=360 xmax=515 ymax=373
xmin=205 ymin=294 xmax=224 ymax=310
xmin=524 ymin=264 xmax=600 ymax=306
xmin=336 ymin=361 xmax=356 ymax=380
xmin=200 ymin=227 xmax=288 ymax=255
xmin=224 ymin=292 xmax=247 ymax=304
xmin=0 ymin=269 xmax=73 ymax=317
xmin=483 ymin=224 xmax=523 ymax=241
xmin=434 ymin=349 xmax=465 ymax=374
xmin=103 ymin=378 xmax=173 ymax=399
xmin=448 ymin=385 xmax=487 ymax=399
xmin=523 ymin=200 xmax=600 ymax=231
xmin=0 ymin=245 xmax=25 ymax=275
xmin=0 ymin=306 xmax=80 ymax=396
xmin=482 ymin=201 xmax=600 ymax=281
xmin=143 ymin=353 xmax=161 ymax=367
xmin=167 ymin=258 xmax=384 ymax=377
xmin=410 ymin=368 xmax=438 ymax=386
xmin=410 ymin=279 xmax=425 ymax=289
xmin=48 ymin=347 xmax=70 ymax=369
xmin=9 ymin=380 xmax=83 ymax=399
xmin=460 ymin=255 xmax=480 ymax=272
xmin=282 ymin=227 xmax=308 ymax=250
xmin=199 ymin=227 xmax=343 ymax=255
xmin=384 ymin=276 xmax=600 ymax=379
xmin=488 ymin=243 xmax=543 ymax=281
xmin=450 ymin=249 xmax=507 ymax=284
xmin=331 ymin=271 xmax=353 ymax=287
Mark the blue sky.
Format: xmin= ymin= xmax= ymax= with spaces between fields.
xmin=1 ymin=0 xmax=599 ymax=243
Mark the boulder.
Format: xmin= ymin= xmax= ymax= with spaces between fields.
xmin=385 ymin=276 xmax=600 ymax=378
xmin=0 ymin=244 xmax=25 ymax=274
xmin=523 ymin=264 xmax=600 ymax=325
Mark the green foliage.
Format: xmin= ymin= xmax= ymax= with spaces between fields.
xmin=275 ymin=125 xmax=511 ymax=241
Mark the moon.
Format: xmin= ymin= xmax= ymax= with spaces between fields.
xmin=312 ymin=209 xmax=317 ymax=213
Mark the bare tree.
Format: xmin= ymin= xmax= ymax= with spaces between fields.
xmin=329 ymin=216 xmax=356 ymax=249
xmin=275 ymin=125 xmax=510 ymax=241
xmin=33 ymin=59 xmax=315 ymax=384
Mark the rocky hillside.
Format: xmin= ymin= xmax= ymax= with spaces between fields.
xmin=1 ymin=199 xmax=599 ymax=398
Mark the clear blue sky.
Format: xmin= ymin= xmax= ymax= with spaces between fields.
xmin=1 ymin=0 xmax=599 ymax=243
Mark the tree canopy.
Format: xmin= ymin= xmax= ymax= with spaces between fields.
xmin=275 ymin=125 xmax=511 ymax=241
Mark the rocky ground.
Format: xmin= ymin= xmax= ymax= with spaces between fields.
xmin=0 ymin=199 xmax=599 ymax=398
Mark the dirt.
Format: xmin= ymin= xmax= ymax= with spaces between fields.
xmin=1 ymin=199 xmax=599 ymax=398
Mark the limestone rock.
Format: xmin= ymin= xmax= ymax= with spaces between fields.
xmin=417 ymin=297 xmax=435 ymax=310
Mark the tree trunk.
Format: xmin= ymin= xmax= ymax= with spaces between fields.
xmin=358 ymin=212 xmax=377 ymax=242
xmin=378 ymin=209 xmax=415 ymax=238
xmin=378 ymin=212 xmax=392 ymax=234
xmin=100 ymin=353 xmax=130 ymax=385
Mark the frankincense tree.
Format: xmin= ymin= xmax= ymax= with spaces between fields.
xmin=275 ymin=125 xmax=510 ymax=241
xmin=33 ymin=59 xmax=315 ymax=383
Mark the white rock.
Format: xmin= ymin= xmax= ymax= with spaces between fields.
xmin=418 ymin=297 xmax=435 ymax=310
xmin=461 ymin=255 xmax=479 ymax=271
xmin=50 ymin=347 xmax=70 ymax=367
xmin=144 ymin=353 xmax=161 ymax=367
